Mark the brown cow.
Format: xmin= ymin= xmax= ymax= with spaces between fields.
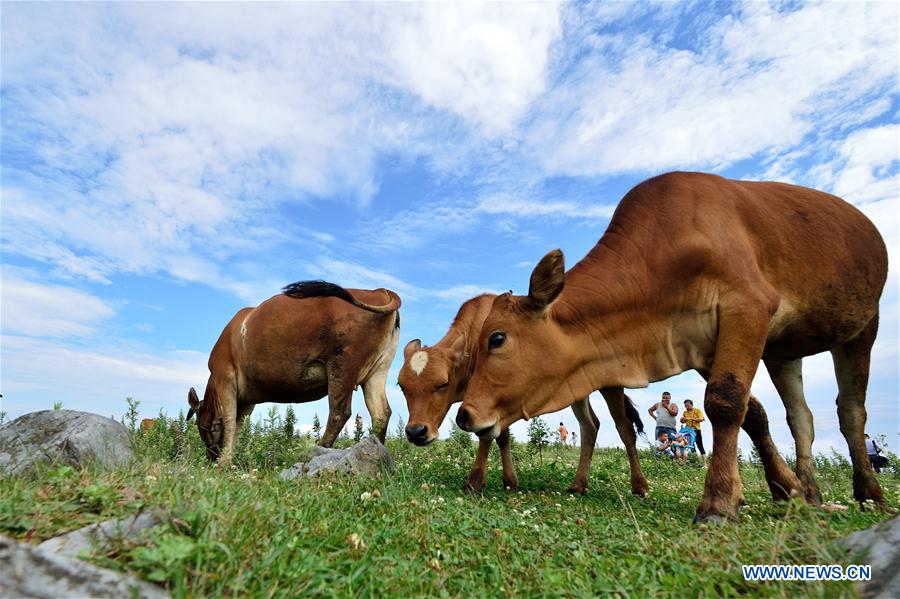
xmin=398 ymin=294 xmax=648 ymax=495
xmin=187 ymin=281 xmax=400 ymax=463
xmin=457 ymin=171 xmax=890 ymax=522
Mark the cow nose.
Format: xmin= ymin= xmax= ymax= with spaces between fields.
xmin=405 ymin=424 xmax=427 ymax=443
xmin=456 ymin=408 xmax=471 ymax=431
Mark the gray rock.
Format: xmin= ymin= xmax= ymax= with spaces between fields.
xmin=280 ymin=436 xmax=395 ymax=480
xmin=0 ymin=534 xmax=169 ymax=599
xmin=39 ymin=511 xmax=163 ymax=559
xmin=839 ymin=515 xmax=900 ymax=598
xmin=0 ymin=410 xmax=133 ymax=475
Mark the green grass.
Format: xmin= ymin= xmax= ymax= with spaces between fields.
xmin=2 ymin=422 xmax=898 ymax=598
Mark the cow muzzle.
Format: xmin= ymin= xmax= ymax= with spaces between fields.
xmin=455 ymin=407 xmax=499 ymax=440
xmin=405 ymin=423 xmax=435 ymax=446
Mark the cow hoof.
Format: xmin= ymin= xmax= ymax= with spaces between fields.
xmin=566 ymin=485 xmax=587 ymax=495
xmin=694 ymin=498 xmax=740 ymax=524
xmin=503 ymin=482 xmax=519 ymax=492
xmin=463 ymin=481 xmax=484 ymax=495
xmin=692 ymin=512 xmax=729 ymax=526
xmin=859 ymin=500 xmax=896 ymax=514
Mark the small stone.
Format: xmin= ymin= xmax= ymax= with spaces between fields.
xmin=346 ymin=533 xmax=367 ymax=552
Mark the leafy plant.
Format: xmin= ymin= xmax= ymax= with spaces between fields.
xmin=527 ymin=417 xmax=550 ymax=464
xmin=353 ymin=414 xmax=364 ymax=443
xmin=283 ymin=406 xmax=296 ymax=440
xmin=312 ymin=413 xmax=321 ymax=441
xmin=124 ymin=397 xmax=140 ymax=432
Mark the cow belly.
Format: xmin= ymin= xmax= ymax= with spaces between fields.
xmin=764 ymin=305 xmax=875 ymax=361
xmin=240 ymin=362 xmax=329 ymax=404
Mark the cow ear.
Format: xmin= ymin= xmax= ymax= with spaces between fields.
xmin=522 ymin=249 xmax=565 ymax=313
xmin=188 ymin=387 xmax=200 ymax=410
xmin=403 ymin=339 xmax=422 ymax=361
xmin=187 ymin=387 xmax=200 ymax=420
xmin=449 ymin=335 xmax=466 ymax=367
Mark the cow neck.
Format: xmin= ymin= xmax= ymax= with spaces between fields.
xmin=434 ymin=297 xmax=490 ymax=403
xmin=553 ymin=237 xmax=657 ymax=395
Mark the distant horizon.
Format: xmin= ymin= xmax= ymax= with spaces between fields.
xmin=2 ymin=3 xmax=898 ymax=459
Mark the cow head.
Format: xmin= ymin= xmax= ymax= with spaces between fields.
xmin=398 ymin=335 xmax=467 ymax=445
xmin=457 ymin=249 xmax=578 ymax=438
xmin=187 ymin=386 xmax=224 ymax=461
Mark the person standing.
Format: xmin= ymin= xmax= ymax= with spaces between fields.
xmin=648 ymin=391 xmax=678 ymax=442
xmin=681 ymin=399 xmax=706 ymax=466
xmin=866 ymin=434 xmax=889 ymax=473
xmin=558 ymin=422 xmax=568 ymax=447
xmin=571 ymin=430 xmax=578 ymax=447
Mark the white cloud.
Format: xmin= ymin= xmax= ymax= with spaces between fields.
xmin=527 ymin=2 xmax=897 ymax=177
xmin=1 ymin=273 xmax=115 ymax=337
xmin=830 ymin=124 xmax=900 ymax=204
xmin=477 ymin=194 xmax=615 ymax=220
xmin=0 ymin=3 xmax=567 ymax=300
xmin=427 ymin=284 xmax=502 ymax=304
xmin=386 ymin=3 xmax=562 ymax=135
xmin=0 ymin=334 xmax=208 ymax=419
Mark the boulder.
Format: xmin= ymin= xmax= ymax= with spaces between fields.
xmin=839 ymin=515 xmax=900 ymax=598
xmin=39 ymin=511 xmax=163 ymax=559
xmin=280 ymin=436 xmax=395 ymax=480
xmin=0 ymin=410 xmax=133 ymax=475
xmin=0 ymin=534 xmax=169 ymax=599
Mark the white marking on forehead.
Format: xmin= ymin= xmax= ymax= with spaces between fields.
xmin=410 ymin=351 xmax=429 ymax=375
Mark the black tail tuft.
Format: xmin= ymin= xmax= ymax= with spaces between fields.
xmin=623 ymin=394 xmax=645 ymax=436
xmin=283 ymin=280 xmax=355 ymax=304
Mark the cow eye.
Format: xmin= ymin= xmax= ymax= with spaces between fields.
xmin=435 ymin=381 xmax=449 ymax=390
xmin=488 ymin=331 xmax=506 ymax=351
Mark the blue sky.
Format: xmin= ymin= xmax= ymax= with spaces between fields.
xmin=2 ymin=2 xmax=898 ymax=455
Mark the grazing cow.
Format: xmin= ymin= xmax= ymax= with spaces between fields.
xmin=140 ymin=418 xmax=156 ymax=431
xmin=188 ymin=281 xmax=400 ymax=463
xmin=456 ymin=172 xmax=890 ymax=522
xmin=399 ymin=294 xmax=648 ymax=495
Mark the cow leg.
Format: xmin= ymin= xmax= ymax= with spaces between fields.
xmin=832 ymin=314 xmax=890 ymax=510
xmin=236 ymin=403 xmax=255 ymax=429
xmin=567 ymin=396 xmax=597 ymax=494
xmin=464 ymin=436 xmax=493 ymax=494
xmin=361 ymin=370 xmax=392 ymax=443
xmin=320 ymin=366 xmax=354 ymax=447
xmin=765 ymin=358 xmax=821 ymax=504
xmin=496 ymin=428 xmax=518 ymax=490
xmin=463 ymin=428 xmax=517 ymax=493
xmin=741 ymin=394 xmax=803 ymax=503
xmin=697 ymin=368 xmax=801 ymax=504
xmin=216 ymin=376 xmax=239 ymax=465
xmin=695 ymin=302 xmax=772 ymax=523
xmin=601 ymin=388 xmax=649 ymax=496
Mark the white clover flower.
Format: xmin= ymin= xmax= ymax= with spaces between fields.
xmin=360 ymin=492 xmax=373 ymax=502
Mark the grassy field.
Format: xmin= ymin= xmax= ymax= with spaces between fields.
xmin=1 ymin=412 xmax=898 ymax=598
